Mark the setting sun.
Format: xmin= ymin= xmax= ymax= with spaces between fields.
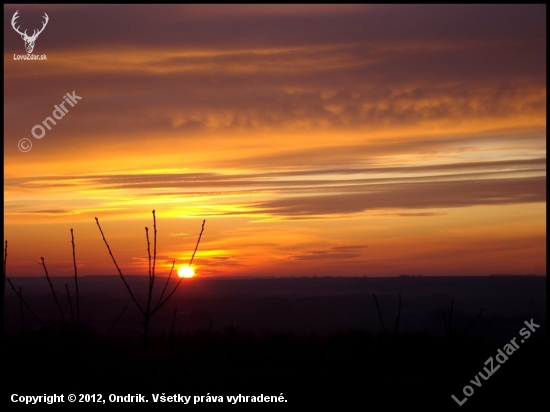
xmin=177 ymin=266 xmax=195 ymax=278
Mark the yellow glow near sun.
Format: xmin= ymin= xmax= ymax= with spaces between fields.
xmin=177 ymin=266 xmax=195 ymax=278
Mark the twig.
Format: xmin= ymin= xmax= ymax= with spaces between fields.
xmin=95 ymin=217 xmax=144 ymax=314
xmin=71 ymin=229 xmax=80 ymax=325
xmin=146 ymin=227 xmax=152 ymax=285
xmin=96 ymin=214 xmax=205 ymax=356
xmin=373 ymin=293 xmax=387 ymax=335
xmin=7 ymin=278 xmax=44 ymax=327
xmin=105 ymin=305 xmax=128 ymax=337
xmin=393 ymin=293 xmax=402 ymax=334
xmin=459 ymin=308 xmax=486 ymax=334
xmin=65 ymin=283 xmax=75 ymax=323
xmin=156 ymin=260 xmax=175 ymax=308
xmin=143 ymin=228 xmax=153 ymax=354
xmin=142 ymin=210 xmax=159 ymax=356
xmin=188 ymin=220 xmax=205 ymax=267
xmin=152 ymin=220 xmax=205 ymax=315
xmin=3 ymin=240 xmax=6 ymax=278
xmin=40 ymin=257 xmax=65 ymax=322
xmin=152 ymin=210 xmax=157 ymax=283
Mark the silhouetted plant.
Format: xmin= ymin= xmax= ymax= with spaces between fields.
xmin=441 ymin=299 xmax=485 ymax=337
xmin=65 ymin=283 xmax=75 ymax=323
xmin=39 ymin=257 xmax=65 ymax=322
xmin=71 ymin=229 xmax=80 ymax=325
xmin=95 ymin=210 xmax=205 ymax=354
xmin=6 ymin=278 xmax=44 ymax=327
xmin=373 ymin=293 xmax=402 ymax=336
xmin=156 ymin=260 xmax=175 ymax=308
xmin=458 ymin=308 xmax=485 ymax=334
xmin=105 ymin=305 xmax=128 ymax=337
xmin=393 ymin=293 xmax=402 ymax=334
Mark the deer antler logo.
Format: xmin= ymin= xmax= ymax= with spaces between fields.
xmin=11 ymin=10 xmax=49 ymax=54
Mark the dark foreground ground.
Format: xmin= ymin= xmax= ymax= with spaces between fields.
xmin=3 ymin=275 xmax=547 ymax=409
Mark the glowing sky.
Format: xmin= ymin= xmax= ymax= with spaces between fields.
xmin=4 ymin=4 xmax=546 ymax=278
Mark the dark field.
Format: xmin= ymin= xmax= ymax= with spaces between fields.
xmin=3 ymin=275 xmax=547 ymax=408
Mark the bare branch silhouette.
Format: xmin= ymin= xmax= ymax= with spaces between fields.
xmin=152 ymin=210 xmax=157 ymax=283
xmin=95 ymin=217 xmax=144 ymax=314
xmin=65 ymin=283 xmax=75 ymax=323
xmin=156 ymin=260 xmax=175 ymax=308
xmin=96 ymin=213 xmax=204 ymax=354
xmin=459 ymin=308 xmax=486 ymax=334
xmin=153 ymin=219 xmax=205 ymax=315
xmin=7 ymin=279 xmax=44 ymax=327
xmin=393 ymin=293 xmax=402 ymax=334
xmin=105 ymin=305 xmax=128 ymax=337
xmin=71 ymin=229 xmax=80 ymax=325
xmin=40 ymin=257 xmax=65 ymax=322
xmin=146 ymin=226 xmax=152 ymax=285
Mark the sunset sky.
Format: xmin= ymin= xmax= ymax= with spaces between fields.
xmin=4 ymin=4 xmax=546 ymax=278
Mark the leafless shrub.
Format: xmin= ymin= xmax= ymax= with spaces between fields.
xmin=373 ymin=293 xmax=402 ymax=336
xmin=95 ymin=210 xmax=205 ymax=353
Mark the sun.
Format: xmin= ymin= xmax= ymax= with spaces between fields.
xmin=177 ymin=265 xmax=195 ymax=278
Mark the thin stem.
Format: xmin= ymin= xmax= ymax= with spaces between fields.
xmin=393 ymin=293 xmax=402 ymax=334
xmin=144 ymin=211 xmax=158 ymax=353
xmin=156 ymin=260 xmax=175 ymax=308
xmin=144 ymin=225 xmax=154 ymax=355
xmin=152 ymin=210 xmax=157 ymax=283
xmin=7 ymin=279 xmax=44 ymax=327
xmin=3 ymin=240 xmax=6 ymax=278
xmin=105 ymin=305 xmax=128 ymax=337
xmin=71 ymin=229 xmax=80 ymax=325
xmin=146 ymin=227 xmax=152 ymax=285
xmin=152 ymin=220 xmax=205 ymax=315
xmin=65 ymin=283 xmax=75 ymax=323
xmin=459 ymin=308 xmax=486 ymax=334
xmin=40 ymin=257 xmax=65 ymax=322
xmin=188 ymin=220 xmax=205 ymax=267
xmin=95 ymin=217 xmax=144 ymax=314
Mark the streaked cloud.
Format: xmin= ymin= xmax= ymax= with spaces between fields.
xmin=4 ymin=4 xmax=546 ymax=277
